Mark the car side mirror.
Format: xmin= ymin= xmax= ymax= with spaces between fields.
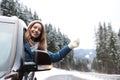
xmin=35 ymin=50 xmax=52 ymax=71
xmin=35 ymin=50 xmax=51 ymax=65
xmin=22 ymin=50 xmax=52 ymax=72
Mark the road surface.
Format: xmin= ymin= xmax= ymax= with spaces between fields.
xmin=45 ymin=75 xmax=86 ymax=80
xmin=34 ymin=68 xmax=120 ymax=80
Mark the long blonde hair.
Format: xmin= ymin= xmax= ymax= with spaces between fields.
xmin=25 ymin=20 xmax=47 ymax=50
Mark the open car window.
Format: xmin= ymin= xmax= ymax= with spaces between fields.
xmin=0 ymin=21 xmax=17 ymax=78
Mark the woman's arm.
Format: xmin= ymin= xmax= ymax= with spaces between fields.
xmin=48 ymin=45 xmax=72 ymax=62
xmin=48 ymin=38 xmax=80 ymax=62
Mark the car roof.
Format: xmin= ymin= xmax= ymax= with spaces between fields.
xmin=0 ymin=16 xmax=27 ymax=29
xmin=0 ymin=16 xmax=18 ymax=23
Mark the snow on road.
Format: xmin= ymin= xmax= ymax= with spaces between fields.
xmin=34 ymin=68 xmax=110 ymax=80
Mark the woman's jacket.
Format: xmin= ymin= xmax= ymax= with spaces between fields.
xmin=24 ymin=39 xmax=72 ymax=63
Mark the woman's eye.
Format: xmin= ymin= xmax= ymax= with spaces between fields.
xmin=33 ymin=26 xmax=37 ymax=29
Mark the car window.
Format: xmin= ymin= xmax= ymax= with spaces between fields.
xmin=0 ymin=22 xmax=16 ymax=77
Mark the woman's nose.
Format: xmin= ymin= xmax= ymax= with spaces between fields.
xmin=35 ymin=28 xmax=39 ymax=31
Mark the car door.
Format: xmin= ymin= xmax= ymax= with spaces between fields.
xmin=0 ymin=16 xmax=18 ymax=80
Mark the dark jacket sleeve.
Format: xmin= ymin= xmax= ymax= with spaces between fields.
xmin=48 ymin=45 xmax=72 ymax=63
xmin=23 ymin=37 xmax=35 ymax=62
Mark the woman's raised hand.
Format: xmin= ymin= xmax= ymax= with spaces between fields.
xmin=68 ymin=38 xmax=80 ymax=49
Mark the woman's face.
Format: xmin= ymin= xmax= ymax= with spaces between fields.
xmin=30 ymin=23 xmax=42 ymax=38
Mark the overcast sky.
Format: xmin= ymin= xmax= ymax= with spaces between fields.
xmin=19 ymin=0 xmax=120 ymax=49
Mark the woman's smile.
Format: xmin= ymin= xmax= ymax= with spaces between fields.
xmin=30 ymin=23 xmax=42 ymax=38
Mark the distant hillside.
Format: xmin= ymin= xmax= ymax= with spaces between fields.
xmin=73 ymin=49 xmax=96 ymax=62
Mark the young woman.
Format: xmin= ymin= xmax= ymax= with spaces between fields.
xmin=24 ymin=20 xmax=79 ymax=62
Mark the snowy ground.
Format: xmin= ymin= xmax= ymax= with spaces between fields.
xmin=34 ymin=68 xmax=120 ymax=80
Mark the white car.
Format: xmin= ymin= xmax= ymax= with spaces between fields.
xmin=0 ymin=16 xmax=52 ymax=80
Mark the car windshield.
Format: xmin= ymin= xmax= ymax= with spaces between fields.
xmin=0 ymin=22 xmax=16 ymax=78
